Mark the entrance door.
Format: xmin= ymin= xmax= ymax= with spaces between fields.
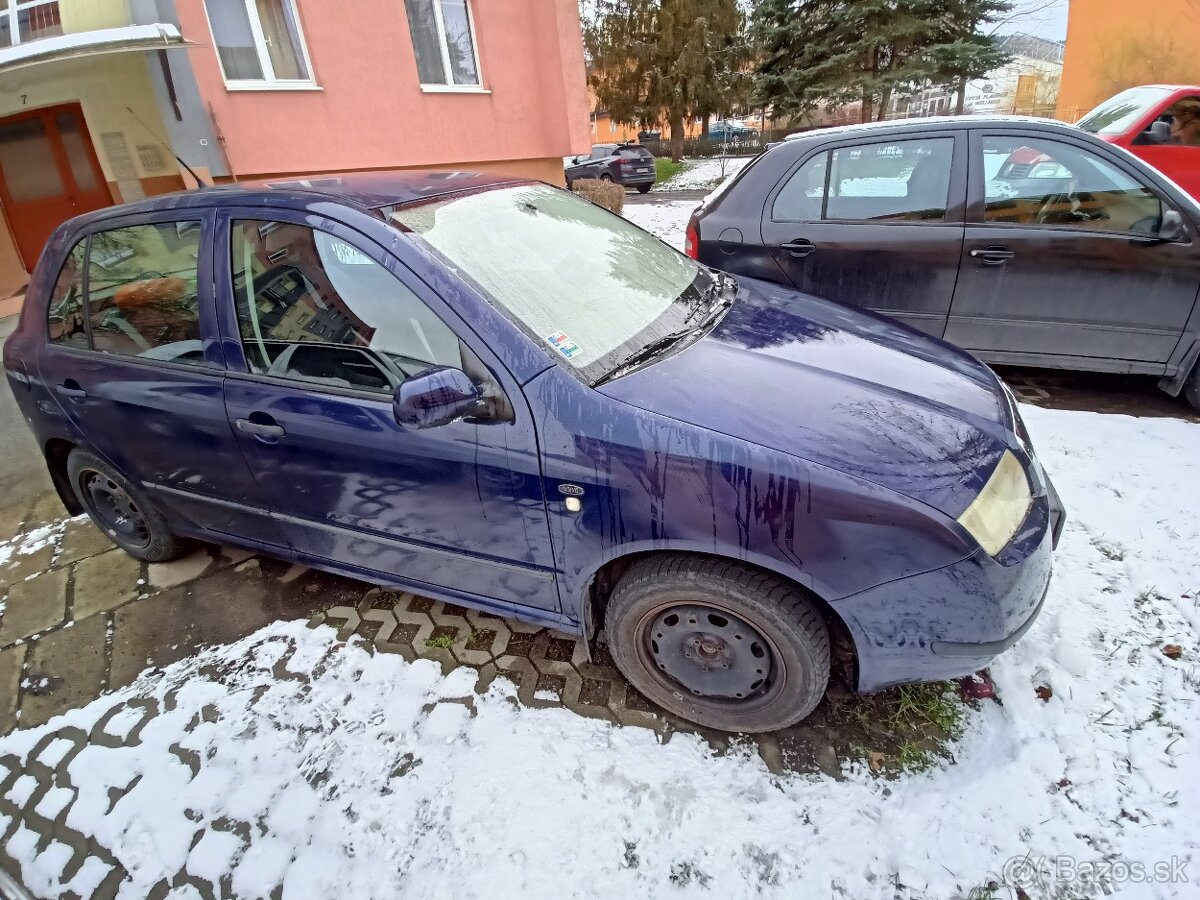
xmin=0 ymin=105 xmax=111 ymax=271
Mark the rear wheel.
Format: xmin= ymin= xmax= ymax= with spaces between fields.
xmin=66 ymin=448 xmax=185 ymax=562
xmin=605 ymin=555 xmax=830 ymax=733
xmin=637 ymin=184 xmax=652 ymax=194
xmin=600 ymin=173 xmax=614 ymax=182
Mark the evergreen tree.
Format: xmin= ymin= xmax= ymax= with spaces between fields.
xmin=751 ymin=0 xmax=1011 ymax=123
xmin=586 ymin=0 xmax=748 ymax=160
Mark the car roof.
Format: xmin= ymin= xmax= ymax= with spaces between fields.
xmin=66 ymin=170 xmax=530 ymax=228
xmin=783 ymin=115 xmax=1083 ymax=142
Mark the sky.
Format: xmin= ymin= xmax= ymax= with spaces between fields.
xmin=994 ymin=0 xmax=1070 ymax=42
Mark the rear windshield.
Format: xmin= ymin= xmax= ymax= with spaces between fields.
xmin=616 ymin=147 xmax=652 ymax=159
xmin=1077 ymin=86 xmax=1174 ymax=135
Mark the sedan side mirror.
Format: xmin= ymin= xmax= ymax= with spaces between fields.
xmin=1157 ymin=208 xmax=1187 ymax=242
xmin=393 ymin=367 xmax=484 ymax=428
xmin=1145 ymin=120 xmax=1172 ymax=144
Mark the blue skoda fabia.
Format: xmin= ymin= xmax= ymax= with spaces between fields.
xmin=3 ymin=172 xmax=1063 ymax=732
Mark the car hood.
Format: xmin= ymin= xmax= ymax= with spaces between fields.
xmin=597 ymin=277 xmax=1013 ymax=518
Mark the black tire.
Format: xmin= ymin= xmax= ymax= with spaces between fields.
xmin=637 ymin=184 xmax=652 ymax=194
xmin=1184 ymin=358 xmax=1200 ymax=414
xmin=565 ymin=180 xmax=574 ymax=191
xmin=605 ymin=555 xmax=830 ymax=733
xmin=66 ymin=448 xmax=185 ymax=563
xmin=600 ymin=173 xmax=614 ymax=182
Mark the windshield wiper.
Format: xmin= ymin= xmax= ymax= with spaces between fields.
xmin=590 ymin=328 xmax=702 ymax=387
xmin=683 ymin=270 xmax=738 ymax=325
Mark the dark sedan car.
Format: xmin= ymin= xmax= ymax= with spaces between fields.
xmin=4 ymin=172 xmax=1061 ymax=733
xmin=687 ymin=116 xmax=1200 ymax=412
xmin=565 ymin=143 xmax=656 ymax=192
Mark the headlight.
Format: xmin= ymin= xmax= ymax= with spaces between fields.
xmin=957 ymin=450 xmax=1033 ymax=556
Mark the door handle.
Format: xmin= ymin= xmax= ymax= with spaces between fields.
xmin=55 ymin=380 xmax=87 ymax=400
xmin=236 ymin=417 xmax=286 ymax=440
xmin=780 ymin=239 xmax=817 ymax=258
xmin=969 ymin=247 xmax=1015 ymax=265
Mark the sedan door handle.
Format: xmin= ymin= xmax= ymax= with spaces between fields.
xmin=780 ymin=239 xmax=817 ymax=258
xmin=969 ymin=247 xmax=1015 ymax=265
xmin=55 ymin=380 xmax=87 ymax=400
xmin=236 ymin=418 xmax=286 ymax=440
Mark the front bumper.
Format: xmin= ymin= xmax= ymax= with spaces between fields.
xmin=834 ymin=472 xmax=1064 ymax=693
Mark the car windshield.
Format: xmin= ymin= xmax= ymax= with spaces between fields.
xmin=1077 ymin=86 xmax=1174 ymax=135
xmin=388 ymin=183 xmax=716 ymax=383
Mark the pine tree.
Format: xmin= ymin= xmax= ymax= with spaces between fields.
xmin=751 ymin=0 xmax=1011 ymax=124
xmin=586 ymin=0 xmax=748 ymax=160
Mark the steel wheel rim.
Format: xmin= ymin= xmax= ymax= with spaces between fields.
xmin=81 ymin=471 xmax=150 ymax=550
xmin=637 ymin=601 xmax=781 ymax=708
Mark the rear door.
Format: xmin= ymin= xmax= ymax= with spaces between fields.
xmin=947 ymin=129 xmax=1200 ymax=367
xmin=760 ymin=132 xmax=967 ymax=337
xmin=36 ymin=211 xmax=281 ymax=543
xmin=215 ymin=209 xmax=560 ymax=612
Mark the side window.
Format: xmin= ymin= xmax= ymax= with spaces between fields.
xmin=825 ymin=138 xmax=953 ymax=222
xmin=47 ymin=242 xmax=88 ymax=349
xmin=230 ymin=220 xmax=464 ymax=394
xmin=1165 ymin=97 xmax=1200 ymax=147
xmin=982 ymin=136 xmax=1163 ymax=235
xmin=772 ymin=151 xmax=828 ymax=221
xmin=85 ymin=223 xmax=206 ymax=366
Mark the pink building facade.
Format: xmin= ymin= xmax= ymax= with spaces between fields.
xmin=0 ymin=0 xmax=592 ymax=297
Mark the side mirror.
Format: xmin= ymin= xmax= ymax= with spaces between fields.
xmin=1145 ymin=120 xmax=1172 ymax=144
xmin=1157 ymin=208 xmax=1187 ymax=242
xmin=393 ymin=367 xmax=484 ymax=428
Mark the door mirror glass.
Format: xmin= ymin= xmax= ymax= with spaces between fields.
xmin=1145 ymin=120 xmax=1172 ymax=145
xmin=1157 ymin=209 xmax=1187 ymax=242
xmin=393 ymin=366 xmax=483 ymax=428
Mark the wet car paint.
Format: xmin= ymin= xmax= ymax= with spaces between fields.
xmin=4 ymin=171 xmax=1061 ymax=692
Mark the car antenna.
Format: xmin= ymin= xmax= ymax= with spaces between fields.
xmin=125 ymin=105 xmax=208 ymax=188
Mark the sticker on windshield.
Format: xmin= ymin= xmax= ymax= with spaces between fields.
xmin=545 ymin=331 xmax=582 ymax=360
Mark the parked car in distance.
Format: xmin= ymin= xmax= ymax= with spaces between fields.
xmin=4 ymin=172 xmax=1062 ymax=733
xmin=688 ymin=116 xmax=1200 ymax=412
xmin=1076 ymin=85 xmax=1200 ymax=200
xmin=565 ymin=143 xmax=656 ymax=193
xmin=637 ymin=129 xmax=662 ymax=143
xmin=709 ymin=119 xmax=758 ymax=141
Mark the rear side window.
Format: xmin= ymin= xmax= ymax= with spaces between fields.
xmin=86 ymin=223 xmax=205 ymax=365
xmin=772 ymin=138 xmax=953 ymax=223
xmin=46 ymin=242 xmax=87 ymax=349
xmin=44 ymin=222 xmax=207 ymax=367
xmin=616 ymin=147 xmax=651 ymax=159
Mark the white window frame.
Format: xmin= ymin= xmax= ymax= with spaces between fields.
xmin=1 ymin=0 xmax=61 ymax=46
xmin=414 ymin=0 xmax=486 ymax=93
xmin=202 ymin=0 xmax=320 ymax=92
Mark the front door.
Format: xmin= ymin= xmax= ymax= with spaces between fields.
xmin=0 ymin=105 xmax=112 ymax=271
xmin=760 ymin=133 xmax=967 ymax=337
xmin=216 ymin=211 xmax=560 ymax=613
xmin=36 ymin=212 xmax=281 ymax=543
xmin=948 ymin=130 xmax=1200 ymax=366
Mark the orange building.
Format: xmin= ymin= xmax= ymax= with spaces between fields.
xmin=1057 ymin=0 xmax=1200 ymax=121
xmin=587 ymin=88 xmax=703 ymax=144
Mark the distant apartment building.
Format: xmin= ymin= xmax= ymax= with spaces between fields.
xmin=0 ymin=0 xmax=591 ymax=297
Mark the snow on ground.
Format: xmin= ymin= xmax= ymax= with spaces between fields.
xmin=1 ymin=408 xmax=1197 ymax=899
xmin=656 ymin=155 xmax=754 ymax=191
xmin=624 ymin=200 xmax=696 ymax=251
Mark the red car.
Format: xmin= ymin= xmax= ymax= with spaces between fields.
xmin=1076 ymin=85 xmax=1200 ymax=199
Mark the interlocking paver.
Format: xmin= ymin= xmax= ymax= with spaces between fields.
xmin=0 ymin=643 xmax=25 ymax=734
xmin=146 ymin=548 xmax=214 ymax=591
xmin=0 ymin=569 xmax=68 ymax=645
xmin=54 ymin=521 xmax=116 ymax=568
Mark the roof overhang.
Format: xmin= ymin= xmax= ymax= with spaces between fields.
xmin=0 ymin=23 xmax=192 ymax=75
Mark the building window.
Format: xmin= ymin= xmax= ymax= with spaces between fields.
xmin=203 ymin=0 xmax=314 ymax=87
xmin=404 ymin=0 xmax=481 ymax=88
xmin=0 ymin=0 xmax=63 ymax=47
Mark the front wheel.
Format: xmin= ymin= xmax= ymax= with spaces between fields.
xmin=66 ymin=448 xmax=185 ymax=562
xmin=605 ymin=555 xmax=830 ymax=732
